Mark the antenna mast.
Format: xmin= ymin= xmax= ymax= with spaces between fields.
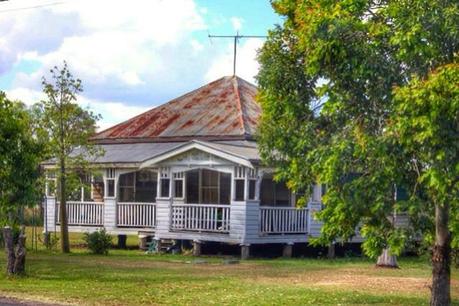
xmin=208 ymin=32 xmax=267 ymax=76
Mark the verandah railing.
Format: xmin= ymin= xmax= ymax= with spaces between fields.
xmin=56 ymin=201 xmax=104 ymax=226
xmin=260 ymin=206 xmax=309 ymax=235
xmin=171 ymin=204 xmax=230 ymax=233
xmin=117 ymin=202 xmax=156 ymax=228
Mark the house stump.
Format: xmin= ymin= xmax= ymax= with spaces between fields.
xmin=241 ymin=244 xmax=250 ymax=260
xmin=282 ymin=243 xmax=293 ymax=258
xmin=193 ymin=240 xmax=202 ymax=256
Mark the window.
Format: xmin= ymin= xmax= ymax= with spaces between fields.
xmin=106 ymin=168 xmax=116 ymax=198
xmin=160 ymin=179 xmax=170 ymax=198
xmin=235 ymin=179 xmax=245 ymax=201
xmin=173 ymin=172 xmax=184 ymax=198
xmin=248 ymin=180 xmax=256 ymax=200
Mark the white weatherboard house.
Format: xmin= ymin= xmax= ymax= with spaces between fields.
xmin=42 ymin=76 xmax=328 ymax=258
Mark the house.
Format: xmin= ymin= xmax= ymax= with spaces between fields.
xmin=42 ymin=76 xmax=328 ymax=258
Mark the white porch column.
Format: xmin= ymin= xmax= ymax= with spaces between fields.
xmin=155 ymin=168 xmax=172 ymax=238
xmin=103 ymin=168 xmax=118 ymax=230
xmin=44 ymin=196 xmax=56 ymax=233
xmin=229 ymin=199 xmax=260 ymax=244
xmin=230 ymin=166 xmax=260 ymax=244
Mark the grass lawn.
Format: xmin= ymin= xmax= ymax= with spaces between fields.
xmin=0 ymin=231 xmax=458 ymax=305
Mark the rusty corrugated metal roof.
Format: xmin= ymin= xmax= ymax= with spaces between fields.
xmin=92 ymin=76 xmax=260 ymax=143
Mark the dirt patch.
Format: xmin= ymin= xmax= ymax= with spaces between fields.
xmin=250 ymin=267 xmax=459 ymax=298
xmin=0 ymin=296 xmax=64 ymax=306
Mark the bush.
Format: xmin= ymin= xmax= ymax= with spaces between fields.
xmin=83 ymin=228 xmax=112 ymax=255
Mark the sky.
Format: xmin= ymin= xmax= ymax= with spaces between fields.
xmin=0 ymin=0 xmax=283 ymax=130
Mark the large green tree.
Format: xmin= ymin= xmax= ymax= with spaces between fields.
xmin=0 ymin=92 xmax=42 ymax=275
xmin=257 ymin=1 xmax=458 ymax=304
xmin=38 ymin=62 xmax=100 ymax=253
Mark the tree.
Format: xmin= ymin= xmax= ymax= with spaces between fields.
xmin=38 ymin=62 xmax=100 ymax=253
xmin=0 ymin=92 xmax=42 ymax=275
xmin=389 ymin=64 xmax=459 ymax=306
xmin=257 ymin=0 xmax=458 ymax=304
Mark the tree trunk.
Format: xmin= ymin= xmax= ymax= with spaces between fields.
xmin=59 ymin=158 xmax=70 ymax=253
xmin=327 ymin=243 xmax=335 ymax=259
xmin=3 ymin=227 xmax=15 ymax=276
xmin=430 ymin=203 xmax=451 ymax=306
xmin=13 ymin=226 xmax=26 ymax=275
xmin=376 ymin=248 xmax=398 ymax=268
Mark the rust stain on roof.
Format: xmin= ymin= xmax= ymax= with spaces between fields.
xmin=92 ymin=76 xmax=261 ymax=143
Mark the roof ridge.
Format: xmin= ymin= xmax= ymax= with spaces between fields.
xmin=231 ymin=76 xmax=246 ymax=135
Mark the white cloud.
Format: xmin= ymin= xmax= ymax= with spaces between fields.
xmin=230 ymin=17 xmax=243 ymax=31
xmin=5 ymin=86 xmax=149 ymax=131
xmin=6 ymin=87 xmax=44 ymax=106
xmin=205 ymin=38 xmax=263 ymax=84
xmin=0 ymin=0 xmax=266 ymax=129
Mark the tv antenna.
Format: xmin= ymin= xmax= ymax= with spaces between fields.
xmin=208 ymin=32 xmax=267 ymax=76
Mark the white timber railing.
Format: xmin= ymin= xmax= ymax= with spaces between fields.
xmin=117 ymin=202 xmax=156 ymax=228
xmin=260 ymin=206 xmax=309 ymax=235
xmin=171 ymin=204 xmax=230 ymax=233
xmin=56 ymin=201 xmax=104 ymax=226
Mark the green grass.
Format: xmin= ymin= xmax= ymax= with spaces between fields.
xmin=1 ymin=231 xmax=458 ymax=305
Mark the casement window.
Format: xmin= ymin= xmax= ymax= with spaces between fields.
xmin=106 ymin=168 xmax=116 ymax=198
xmin=185 ymin=169 xmax=230 ymax=204
xmin=173 ymin=172 xmax=184 ymax=198
xmin=160 ymin=179 xmax=170 ymax=198
xmin=234 ymin=166 xmax=245 ymax=201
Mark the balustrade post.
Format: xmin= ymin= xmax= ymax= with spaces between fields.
xmin=103 ymin=198 xmax=117 ymax=230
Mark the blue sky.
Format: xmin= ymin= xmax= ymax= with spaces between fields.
xmin=0 ymin=0 xmax=282 ymax=130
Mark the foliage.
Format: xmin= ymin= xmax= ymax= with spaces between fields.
xmin=258 ymin=0 xmax=458 ymax=257
xmin=83 ymin=228 xmax=112 ymax=255
xmin=0 ymin=92 xmax=42 ymax=227
xmin=389 ymin=63 xmax=459 ymax=248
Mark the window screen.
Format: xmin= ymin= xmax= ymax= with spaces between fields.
xmin=160 ymin=179 xmax=170 ymax=198
xmin=235 ymin=179 xmax=245 ymax=201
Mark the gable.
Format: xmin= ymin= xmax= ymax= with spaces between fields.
xmin=139 ymin=141 xmax=254 ymax=169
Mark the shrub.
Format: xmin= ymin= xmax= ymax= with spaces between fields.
xmin=83 ymin=228 xmax=112 ymax=255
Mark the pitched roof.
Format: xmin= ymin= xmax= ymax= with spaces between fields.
xmin=92 ymin=76 xmax=260 ymax=143
xmin=41 ymin=140 xmax=261 ymax=167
